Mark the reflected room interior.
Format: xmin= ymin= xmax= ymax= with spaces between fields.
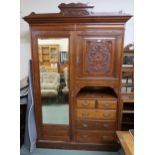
xmin=38 ymin=38 xmax=69 ymax=125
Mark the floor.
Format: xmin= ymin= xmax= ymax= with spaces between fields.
xmin=20 ymin=145 xmax=124 ymax=155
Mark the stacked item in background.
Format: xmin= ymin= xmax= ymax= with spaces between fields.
xmin=121 ymin=44 xmax=134 ymax=131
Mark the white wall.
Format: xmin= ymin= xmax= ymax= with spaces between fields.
xmin=20 ymin=0 xmax=134 ymax=79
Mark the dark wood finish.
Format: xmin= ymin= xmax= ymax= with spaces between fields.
xmin=37 ymin=140 xmax=118 ymax=151
xmin=23 ymin=2 xmax=132 ymax=150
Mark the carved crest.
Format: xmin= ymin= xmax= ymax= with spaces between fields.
xmin=58 ymin=3 xmax=94 ymax=16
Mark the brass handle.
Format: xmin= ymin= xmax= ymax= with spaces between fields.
xmin=102 ymin=136 xmax=108 ymax=140
xmin=82 ymin=102 xmax=89 ymax=106
xmin=103 ymin=124 xmax=109 ymax=128
xmin=82 ymin=113 xmax=89 ymax=117
xmin=82 ymin=135 xmax=88 ymax=138
xmin=103 ymin=113 xmax=110 ymax=118
xmin=104 ymin=103 xmax=110 ymax=107
xmin=82 ymin=123 xmax=88 ymax=128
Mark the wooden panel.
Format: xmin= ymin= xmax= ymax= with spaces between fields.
xmin=75 ymin=130 xmax=116 ymax=143
xmin=42 ymin=135 xmax=70 ymax=142
xmin=76 ymin=120 xmax=116 ymax=130
xmin=77 ymin=99 xmax=96 ymax=108
xmin=75 ymin=31 xmax=119 ymax=80
xmin=98 ymin=100 xmax=117 ymax=109
xmin=37 ymin=140 xmax=119 ymax=151
xmin=42 ymin=125 xmax=69 ymax=137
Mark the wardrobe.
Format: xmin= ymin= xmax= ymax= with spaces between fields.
xmin=23 ymin=3 xmax=132 ymax=151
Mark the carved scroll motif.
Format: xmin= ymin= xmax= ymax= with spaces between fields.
xmin=86 ymin=40 xmax=112 ymax=74
xmin=58 ymin=3 xmax=94 ymax=16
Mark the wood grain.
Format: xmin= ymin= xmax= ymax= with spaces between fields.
xmin=116 ymin=131 xmax=134 ymax=155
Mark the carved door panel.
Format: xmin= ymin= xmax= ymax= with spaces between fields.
xmin=75 ymin=31 xmax=119 ymax=80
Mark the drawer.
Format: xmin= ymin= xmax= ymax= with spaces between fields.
xmin=95 ymin=110 xmax=116 ymax=120
xmin=76 ymin=120 xmax=116 ymax=130
xmin=77 ymin=109 xmax=95 ymax=119
xmin=98 ymin=100 xmax=117 ymax=109
xmin=77 ymin=99 xmax=95 ymax=108
xmin=77 ymin=109 xmax=116 ymax=120
xmin=75 ymin=131 xmax=116 ymax=143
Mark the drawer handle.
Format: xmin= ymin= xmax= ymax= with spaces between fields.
xmin=102 ymin=136 xmax=108 ymax=140
xmin=82 ymin=123 xmax=88 ymax=128
xmin=82 ymin=102 xmax=89 ymax=106
xmin=103 ymin=113 xmax=110 ymax=118
xmin=104 ymin=103 xmax=110 ymax=107
xmin=82 ymin=135 xmax=89 ymax=138
xmin=103 ymin=124 xmax=109 ymax=128
xmin=82 ymin=113 xmax=89 ymax=117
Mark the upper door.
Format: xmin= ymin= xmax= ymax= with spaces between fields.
xmin=75 ymin=29 xmax=123 ymax=81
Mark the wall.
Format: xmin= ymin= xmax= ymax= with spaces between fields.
xmin=38 ymin=38 xmax=69 ymax=51
xmin=20 ymin=0 xmax=134 ymax=79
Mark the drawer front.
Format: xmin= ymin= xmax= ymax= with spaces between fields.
xmin=77 ymin=99 xmax=95 ymax=108
xmin=77 ymin=109 xmax=95 ymax=119
xmin=95 ymin=110 xmax=116 ymax=120
xmin=75 ymin=131 xmax=116 ymax=143
xmin=77 ymin=109 xmax=116 ymax=120
xmin=76 ymin=120 xmax=116 ymax=130
xmin=98 ymin=100 xmax=117 ymax=109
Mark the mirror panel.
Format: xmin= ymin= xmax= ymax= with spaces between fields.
xmin=38 ymin=38 xmax=69 ymax=125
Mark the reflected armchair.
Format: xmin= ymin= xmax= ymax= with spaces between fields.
xmin=40 ymin=71 xmax=60 ymax=98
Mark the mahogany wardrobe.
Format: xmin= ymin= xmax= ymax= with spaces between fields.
xmin=23 ymin=3 xmax=132 ymax=151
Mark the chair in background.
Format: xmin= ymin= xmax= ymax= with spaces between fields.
xmin=40 ymin=71 xmax=60 ymax=99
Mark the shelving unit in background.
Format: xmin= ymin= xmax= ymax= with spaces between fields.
xmin=121 ymin=44 xmax=134 ymax=131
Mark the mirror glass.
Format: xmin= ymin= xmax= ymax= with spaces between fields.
xmin=38 ymin=38 xmax=69 ymax=125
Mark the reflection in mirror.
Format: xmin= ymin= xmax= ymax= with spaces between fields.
xmin=38 ymin=38 xmax=69 ymax=125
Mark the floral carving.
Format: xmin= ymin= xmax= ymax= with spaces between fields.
xmin=86 ymin=40 xmax=112 ymax=73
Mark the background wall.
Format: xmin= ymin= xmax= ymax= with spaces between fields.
xmin=20 ymin=0 xmax=134 ymax=79
xmin=38 ymin=38 xmax=69 ymax=51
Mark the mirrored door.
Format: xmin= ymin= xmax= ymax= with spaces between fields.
xmin=38 ymin=38 xmax=69 ymax=125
